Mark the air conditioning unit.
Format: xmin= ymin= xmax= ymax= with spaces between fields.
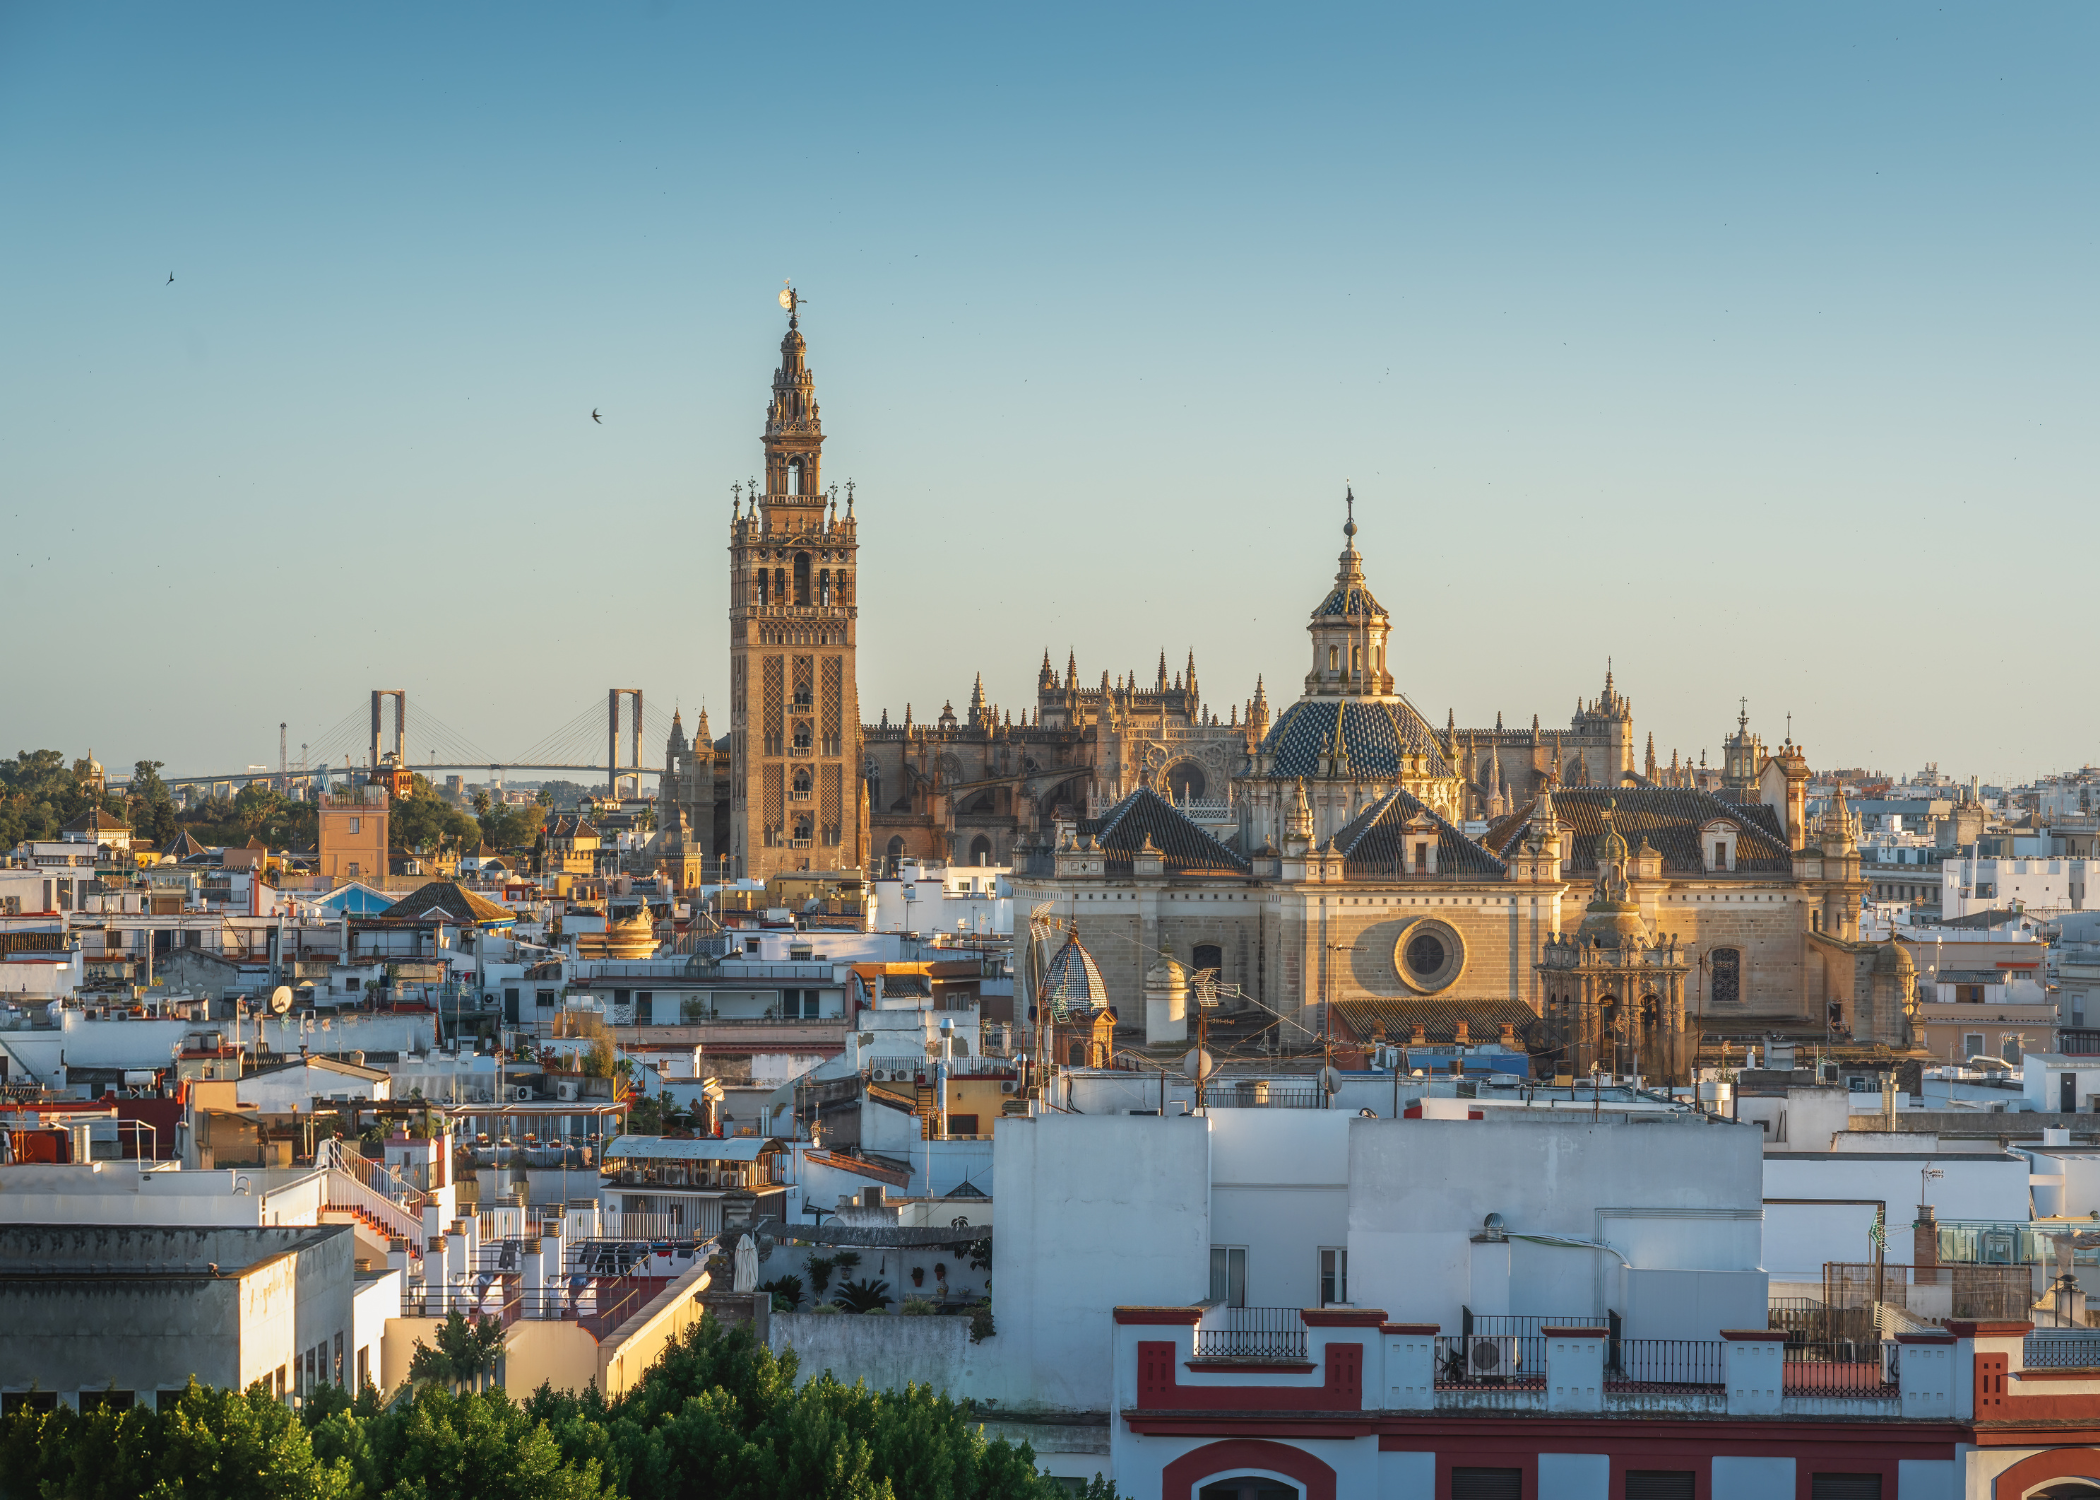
xmin=1463 ymin=1336 xmax=1521 ymax=1381
xmin=510 ymin=1086 xmax=534 ymax=1102
xmin=555 ymin=1079 xmax=580 ymax=1102
xmin=999 ymin=1081 xmax=1018 ymax=1094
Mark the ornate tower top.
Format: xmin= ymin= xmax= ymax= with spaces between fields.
xmin=763 ymin=284 xmax=824 ymax=501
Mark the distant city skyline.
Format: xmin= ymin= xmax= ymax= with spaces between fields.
xmin=3 ymin=4 xmax=2093 ymax=783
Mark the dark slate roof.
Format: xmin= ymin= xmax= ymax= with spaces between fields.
xmin=1079 ymin=787 xmax=1251 ymax=876
xmin=384 ymin=880 xmax=515 ymax=925
xmin=1256 ymin=699 xmax=1453 ymax=780
xmin=1329 ymin=996 xmax=1542 ymax=1047
xmin=1331 ymin=789 xmax=1507 ymax=878
xmin=1313 ymin=580 xmax=1387 ymax=618
xmin=1486 ymin=788 xmax=1794 ymax=874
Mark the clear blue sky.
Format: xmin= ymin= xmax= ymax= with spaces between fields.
xmin=3 ymin=4 xmax=2092 ymax=784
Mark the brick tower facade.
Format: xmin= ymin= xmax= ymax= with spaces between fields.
xmin=727 ymin=290 xmax=864 ymax=881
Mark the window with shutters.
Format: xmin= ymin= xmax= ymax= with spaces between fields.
xmin=1625 ymin=1472 xmax=1696 ymax=1500
xmin=1450 ymin=1469 xmax=1522 ymax=1500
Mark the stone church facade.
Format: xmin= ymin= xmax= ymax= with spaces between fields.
xmin=1005 ymin=508 xmax=1909 ymax=1066
xmin=648 ymin=309 xmax=1907 ymax=1059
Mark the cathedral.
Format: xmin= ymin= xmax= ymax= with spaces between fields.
xmin=645 ymin=303 xmax=1910 ymax=1068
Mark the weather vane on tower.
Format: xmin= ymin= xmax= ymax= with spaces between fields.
xmin=778 ymin=280 xmax=805 ymax=324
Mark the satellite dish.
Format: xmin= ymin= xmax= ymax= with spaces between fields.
xmin=1318 ymin=1066 xmax=1343 ymax=1095
xmin=1181 ymin=1047 xmax=1214 ymax=1082
xmin=269 ymin=986 xmax=293 ymax=1015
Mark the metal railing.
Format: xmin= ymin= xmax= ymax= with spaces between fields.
xmin=1607 ymin=1339 xmax=1722 ymax=1391
xmin=1200 ymin=1084 xmax=1323 ymax=1110
xmin=1193 ymin=1306 xmax=1306 ymax=1360
xmin=2025 ymin=1332 xmax=2100 ymax=1369
xmin=1782 ymin=1339 xmax=1898 ymax=1396
xmin=1435 ymin=1334 xmax=1543 ymax=1387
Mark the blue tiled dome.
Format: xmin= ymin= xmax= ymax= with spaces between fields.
xmin=1257 ymin=699 xmax=1452 ymax=780
xmin=1312 ymin=580 xmax=1386 ymax=619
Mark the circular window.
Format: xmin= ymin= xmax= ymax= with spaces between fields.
xmin=1394 ymin=918 xmax=1465 ymax=993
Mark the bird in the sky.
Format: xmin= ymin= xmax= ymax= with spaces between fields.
xmin=166 ymin=273 xmax=174 ymax=285
xmin=591 ymin=409 xmax=602 ymax=423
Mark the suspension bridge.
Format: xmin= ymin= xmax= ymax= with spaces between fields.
xmin=150 ymin=690 xmax=684 ymax=800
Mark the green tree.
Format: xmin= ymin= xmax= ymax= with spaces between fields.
xmin=0 ymin=1389 xmax=160 ymax=1500
xmin=151 ymin=1378 xmax=352 ymax=1500
xmin=389 ymin=775 xmax=481 ymax=855
xmin=479 ymin=803 xmax=546 ymax=852
xmin=472 ymin=789 xmax=492 ymax=818
xmin=407 ymin=1311 xmax=507 ymax=1392
xmin=128 ymin=760 xmax=179 ymax=847
xmin=319 ymin=1386 xmax=606 ymax=1500
xmin=232 ymin=783 xmax=284 ymax=837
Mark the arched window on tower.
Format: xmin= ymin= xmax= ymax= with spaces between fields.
xmin=791 ymin=769 xmax=812 ymax=801
xmin=794 ymin=552 xmax=812 ymax=606
xmin=1327 ymin=646 xmax=1339 ymax=673
xmin=788 ymin=456 xmax=805 ymax=495
xmin=774 ymin=567 xmax=787 ymax=603
xmin=837 ymin=572 xmax=851 ymax=605
xmin=755 ymin=571 xmax=768 ymax=607
xmin=819 ymin=569 xmax=831 ymax=606
xmin=1351 ymin=645 xmax=1362 ymax=674
xmin=969 ymin=835 xmax=993 ymax=866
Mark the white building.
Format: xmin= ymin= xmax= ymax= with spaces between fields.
xmin=867 ymin=859 xmax=1013 ymax=937
xmin=1943 ymin=855 xmax=2097 ymax=919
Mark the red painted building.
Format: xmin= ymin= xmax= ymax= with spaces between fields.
xmin=1111 ymin=1307 xmax=2100 ymax=1499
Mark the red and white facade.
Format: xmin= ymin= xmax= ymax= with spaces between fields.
xmin=1112 ymin=1309 xmax=2100 ymax=1499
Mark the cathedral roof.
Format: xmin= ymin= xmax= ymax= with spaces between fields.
xmin=1080 ymin=786 xmax=1251 ymax=876
xmin=1041 ymin=930 xmax=1111 ymax=1018
xmin=1483 ymin=787 xmax=1793 ymax=873
xmin=1257 ymin=698 xmax=1453 ymax=780
xmin=1329 ymin=995 xmax=1540 ymax=1048
xmin=1330 ymin=788 xmax=1507 ymax=878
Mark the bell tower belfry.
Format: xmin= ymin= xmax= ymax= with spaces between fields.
xmin=728 ymin=287 xmax=863 ymax=881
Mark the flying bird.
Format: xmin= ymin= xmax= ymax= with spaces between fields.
xmin=591 ymin=409 xmax=602 ymax=423
xmin=167 ymin=273 xmax=174 ymax=285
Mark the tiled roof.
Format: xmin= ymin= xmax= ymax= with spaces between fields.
xmin=1080 ymin=786 xmax=1251 ymax=875
xmin=1329 ymin=995 xmax=1542 ymax=1047
xmin=1313 ymin=581 xmax=1387 ymax=618
xmin=1257 ymin=699 xmax=1453 ymax=780
xmin=62 ymin=808 xmax=129 ymax=834
xmin=1487 ymin=788 xmax=1794 ymax=874
xmin=383 ymin=880 xmax=516 ymax=925
xmin=1042 ymin=931 xmax=1110 ymax=1018
xmin=1331 ymin=789 xmax=1507 ymax=878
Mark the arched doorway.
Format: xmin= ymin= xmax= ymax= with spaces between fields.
xmin=885 ymin=835 xmax=906 ymax=873
xmin=969 ymin=835 xmax=993 ymax=866
xmin=1166 ymin=762 xmax=1207 ymax=803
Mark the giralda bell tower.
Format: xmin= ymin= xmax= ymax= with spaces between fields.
xmin=727 ymin=287 xmax=864 ymax=881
